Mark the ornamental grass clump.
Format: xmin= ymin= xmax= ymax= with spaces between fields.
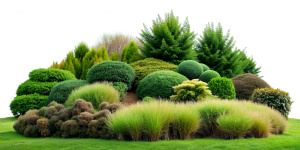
xmin=170 ymin=79 xmax=212 ymax=102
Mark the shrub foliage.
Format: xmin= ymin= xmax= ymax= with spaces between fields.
xmin=86 ymin=61 xmax=135 ymax=90
xmin=231 ymin=73 xmax=270 ymax=100
xmin=29 ymin=68 xmax=76 ymax=82
xmin=199 ymin=70 xmax=220 ymax=83
xmin=177 ymin=60 xmax=203 ymax=80
xmin=170 ymin=79 xmax=212 ymax=102
xmin=137 ymin=70 xmax=188 ymax=99
xmin=130 ymin=58 xmax=178 ymax=87
xmin=208 ymin=77 xmax=236 ymax=99
xmin=47 ymin=79 xmax=88 ymax=104
xmin=17 ymin=80 xmax=59 ymax=96
xmin=252 ymin=88 xmax=292 ymax=118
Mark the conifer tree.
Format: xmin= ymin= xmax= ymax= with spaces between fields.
xmin=81 ymin=48 xmax=98 ymax=79
xmin=110 ymin=52 xmax=119 ymax=61
xmin=64 ymin=52 xmax=76 ymax=75
xmin=138 ymin=11 xmax=196 ymax=64
xmin=239 ymin=50 xmax=261 ymax=76
xmin=195 ymin=23 xmax=248 ymax=78
xmin=100 ymin=46 xmax=110 ymax=61
xmin=74 ymin=42 xmax=89 ymax=62
xmin=124 ymin=41 xmax=140 ymax=63
xmin=121 ymin=46 xmax=128 ymax=62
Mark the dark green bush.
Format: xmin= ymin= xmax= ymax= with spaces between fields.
xmin=10 ymin=93 xmax=48 ymax=116
xmin=252 ymin=88 xmax=292 ymax=118
xmin=231 ymin=73 xmax=270 ymax=100
xmin=130 ymin=58 xmax=178 ymax=87
xmin=208 ymin=77 xmax=236 ymax=99
xmin=177 ymin=60 xmax=203 ymax=80
xmin=86 ymin=61 xmax=135 ymax=90
xmin=47 ymin=79 xmax=88 ymax=104
xmin=16 ymin=80 xmax=59 ymax=96
xmin=137 ymin=70 xmax=188 ymax=99
xmin=29 ymin=68 xmax=76 ymax=82
xmin=200 ymin=63 xmax=210 ymax=72
xmin=199 ymin=70 xmax=220 ymax=83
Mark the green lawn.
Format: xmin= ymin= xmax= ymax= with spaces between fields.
xmin=0 ymin=117 xmax=299 ymax=150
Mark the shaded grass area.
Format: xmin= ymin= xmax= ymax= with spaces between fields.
xmin=0 ymin=117 xmax=300 ymax=150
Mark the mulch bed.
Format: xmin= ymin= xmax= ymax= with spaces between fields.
xmin=121 ymin=91 xmax=139 ymax=106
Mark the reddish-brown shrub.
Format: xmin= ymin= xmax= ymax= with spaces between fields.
xmin=99 ymin=102 xmax=109 ymax=111
xmin=72 ymin=99 xmax=94 ymax=115
xmin=37 ymin=118 xmax=51 ymax=137
xmin=45 ymin=106 xmax=58 ymax=119
xmin=94 ymin=110 xmax=111 ymax=120
xmin=78 ymin=112 xmax=94 ymax=126
xmin=61 ymin=120 xmax=79 ymax=138
xmin=107 ymin=104 xmax=122 ymax=113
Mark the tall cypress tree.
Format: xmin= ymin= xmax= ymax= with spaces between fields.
xmin=124 ymin=41 xmax=140 ymax=63
xmin=64 ymin=52 xmax=76 ymax=75
xmin=74 ymin=42 xmax=89 ymax=62
xmin=138 ymin=11 xmax=196 ymax=64
xmin=80 ymin=48 xmax=98 ymax=79
xmin=101 ymin=46 xmax=110 ymax=61
xmin=195 ymin=23 xmax=248 ymax=78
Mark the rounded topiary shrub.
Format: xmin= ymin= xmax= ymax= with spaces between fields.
xmin=47 ymin=80 xmax=88 ymax=104
xmin=137 ymin=70 xmax=188 ymax=99
xmin=86 ymin=61 xmax=135 ymax=90
xmin=130 ymin=58 xmax=178 ymax=87
xmin=199 ymin=70 xmax=220 ymax=83
xmin=10 ymin=93 xmax=48 ymax=116
xmin=231 ymin=73 xmax=270 ymax=100
xmin=65 ymin=82 xmax=120 ymax=108
xmin=16 ymin=80 xmax=59 ymax=96
xmin=208 ymin=77 xmax=236 ymax=99
xmin=29 ymin=68 xmax=76 ymax=82
xmin=177 ymin=60 xmax=203 ymax=80
xmin=200 ymin=63 xmax=210 ymax=72
xmin=252 ymin=88 xmax=292 ymax=118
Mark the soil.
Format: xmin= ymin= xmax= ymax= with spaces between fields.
xmin=121 ymin=91 xmax=140 ymax=106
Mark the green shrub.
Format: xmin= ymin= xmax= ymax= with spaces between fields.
xmin=142 ymin=96 xmax=154 ymax=102
xmin=231 ymin=73 xmax=270 ymax=100
xmin=16 ymin=80 xmax=59 ymax=96
xmin=251 ymin=88 xmax=292 ymax=118
xmin=86 ymin=61 xmax=135 ymax=90
xmin=200 ymin=63 xmax=210 ymax=72
xmin=110 ymin=52 xmax=119 ymax=61
xmin=208 ymin=77 xmax=236 ymax=99
xmin=137 ymin=70 xmax=188 ymax=99
xmin=47 ymin=79 xmax=88 ymax=104
xmin=130 ymin=58 xmax=178 ymax=87
xmin=170 ymin=79 xmax=212 ymax=102
xmin=177 ymin=60 xmax=203 ymax=80
xmin=199 ymin=70 xmax=220 ymax=83
xmin=65 ymin=83 xmax=120 ymax=108
xmin=111 ymin=82 xmax=128 ymax=101
xmin=10 ymin=93 xmax=48 ymax=116
xmin=29 ymin=68 xmax=76 ymax=82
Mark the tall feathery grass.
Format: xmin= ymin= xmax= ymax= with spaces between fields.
xmin=108 ymin=98 xmax=287 ymax=141
xmin=65 ymin=82 xmax=120 ymax=108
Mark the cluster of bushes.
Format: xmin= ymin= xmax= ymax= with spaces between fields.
xmin=10 ymin=69 xmax=76 ymax=116
xmin=109 ymin=99 xmax=287 ymax=141
xmin=13 ymin=99 xmax=121 ymax=138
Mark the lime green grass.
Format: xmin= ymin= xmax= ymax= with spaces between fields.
xmin=0 ymin=117 xmax=299 ymax=150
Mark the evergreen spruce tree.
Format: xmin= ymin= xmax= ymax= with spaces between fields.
xmin=138 ymin=11 xmax=196 ymax=64
xmin=239 ymin=50 xmax=261 ymax=76
xmin=195 ymin=23 xmax=248 ymax=78
xmin=80 ymin=48 xmax=98 ymax=79
xmin=101 ymin=46 xmax=110 ymax=61
xmin=124 ymin=41 xmax=140 ymax=63
xmin=121 ymin=46 xmax=128 ymax=62
xmin=110 ymin=52 xmax=119 ymax=61
xmin=74 ymin=42 xmax=89 ymax=62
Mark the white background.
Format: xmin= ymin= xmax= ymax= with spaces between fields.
xmin=0 ymin=0 xmax=299 ymax=119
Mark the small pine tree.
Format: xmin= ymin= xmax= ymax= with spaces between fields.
xmin=124 ymin=41 xmax=140 ymax=63
xmin=81 ymin=48 xmax=98 ymax=79
xmin=96 ymin=47 xmax=102 ymax=59
xmin=74 ymin=42 xmax=89 ymax=62
xmin=101 ymin=46 xmax=110 ymax=61
xmin=110 ymin=52 xmax=119 ymax=61
xmin=49 ymin=61 xmax=59 ymax=69
xmin=64 ymin=52 xmax=76 ymax=75
xmin=74 ymin=58 xmax=81 ymax=79
xmin=238 ymin=50 xmax=261 ymax=77
xmin=121 ymin=46 xmax=128 ymax=62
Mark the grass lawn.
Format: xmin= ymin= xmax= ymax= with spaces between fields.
xmin=0 ymin=117 xmax=299 ymax=150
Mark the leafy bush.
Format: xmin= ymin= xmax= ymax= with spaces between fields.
xmin=231 ymin=73 xmax=270 ymax=100
xmin=16 ymin=80 xmax=59 ymax=96
xmin=47 ymin=79 xmax=88 ymax=104
xmin=251 ymin=88 xmax=292 ymax=118
xmin=136 ymin=70 xmax=188 ymax=99
xmin=200 ymin=63 xmax=210 ymax=72
xmin=29 ymin=68 xmax=76 ymax=82
xmin=86 ymin=61 xmax=135 ymax=90
xmin=10 ymin=93 xmax=48 ymax=116
xmin=130 ymin=58 xmax=178 ymax=87
xmin=65 ymin=83 xmax=120 ymax=108
xmin=170 ymin=79 xmax=212 ymax=102
xmin=111 ymin=82 xmax=128 ymax=101
xmin=142 ymin=96 xmax=154 ymax=102
xmin=208 ymin=77 xmax=236 ymax=99
xmin=177 ymin=60 xmax=203 ymax=80
xmin=199 ymin=70 xmax=220 ymax=83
